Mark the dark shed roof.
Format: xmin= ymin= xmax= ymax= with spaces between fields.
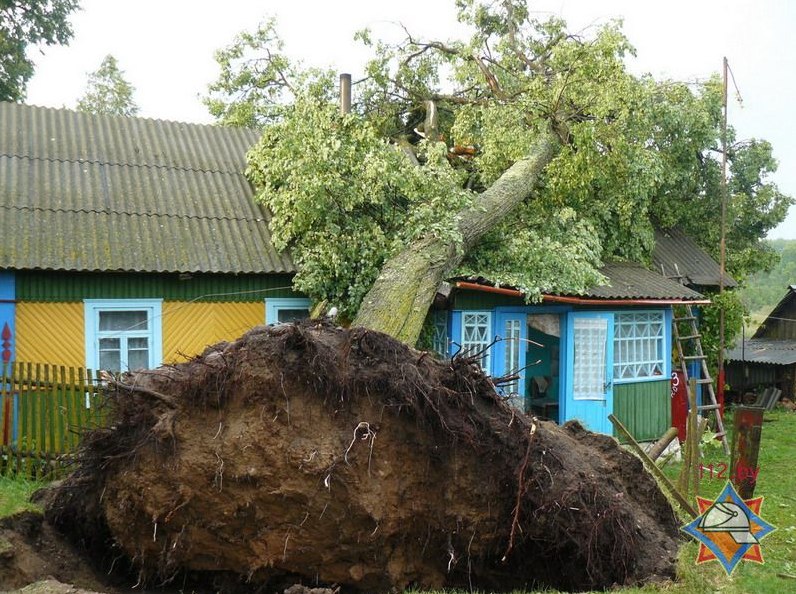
xmin=0 ymin=102 xmax=295 ymax=274
xmin=652 ymin=227 xmax=737 ymax=288
xmin=725 ymin=338 xmax=796 ymax=366
xmin=752 ymin=284 xmax=796 ymax=339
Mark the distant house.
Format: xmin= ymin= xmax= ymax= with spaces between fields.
xmin=725 ymin=285 xmax=796 ymax=400
xmin=0 ymin=102 xmax=309 ymax=372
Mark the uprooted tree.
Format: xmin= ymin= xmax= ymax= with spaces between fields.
xmin=209 ymin=1 xmax=790 ymax=346
xmin=24 ymin=3 xmax=791 ymax=594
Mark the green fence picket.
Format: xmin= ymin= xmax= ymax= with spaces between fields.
xmin=0 ymin=361 xmax=110 ymax=479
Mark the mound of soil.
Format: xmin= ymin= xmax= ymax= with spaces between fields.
xmin=43 ymin=321 xmax=681 ymax=593
xmin=0 ymin=512 xmax=111 ymax=593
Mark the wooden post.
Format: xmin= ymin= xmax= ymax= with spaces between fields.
xmin=730 ymin=406 xmax=764 ymax=498
xmin=609 ymin=414 xmax=697 ymax=518
xmin=648 ymin=427 xmax=679 ymax=462
xmin=689 ymin=379 xmax=700 ymax=498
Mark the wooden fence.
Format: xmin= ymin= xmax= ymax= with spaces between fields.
xmin=1 ymin=362 xmax=105 ymax=479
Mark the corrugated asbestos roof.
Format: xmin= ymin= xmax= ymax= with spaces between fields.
xmin=0 ymin=102 xmax=295 ymax=274
xmin=752 ymin=284 xmax=796 ymax=339
xmin=652 ymin=227 xmax=737 ymax=288
xmin=574 ymin=262 xmax=706 ymax=300
xmin=725 ymin=339 xmax=796 ymax=366
xmin=453 ymin=262 xmax=706 ymax=301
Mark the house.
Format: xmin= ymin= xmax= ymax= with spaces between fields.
xmin=0 ymin=102 xmax=310 ymax=372
xmin=1 ymin=102 xmax=726 ymax=441
xmin=430 ymin=262 xmax=709 ymax=440
xmin=725 ymin=285 xmax=796 ymax=400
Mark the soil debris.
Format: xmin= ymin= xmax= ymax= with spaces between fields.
xmin=40 ymin=321 xmax=681 ymax=593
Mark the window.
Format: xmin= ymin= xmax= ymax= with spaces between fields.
xmin=265 ymin=298 xmax=311 ymax=325
xmin=502 ymin=318 xmax=521 ymax=394
xmin=573 ymin=316 xmax=609 ymax=400
xmin=461 ymin=312 xmax=492 ymax=372
xmin=84 ymin=300 xmax=162 ymax=372
xmin=613 ymin=312 xmax=665 ymax=381
xmin=431 ymin=310 xmax=449 ymax=358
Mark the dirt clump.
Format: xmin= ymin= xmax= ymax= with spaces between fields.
xmin=44 ymin=321 xmax=681 ymax=593
xmin=0 ymin=512 xmax=112 ymax=593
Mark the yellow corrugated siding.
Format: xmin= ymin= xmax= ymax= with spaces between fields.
xmin=16 ymin=302 xmax=85 ymax=367
xmin=163 ymin=302 xmax=263 ymax=362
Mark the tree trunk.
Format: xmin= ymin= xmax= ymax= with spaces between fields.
xmin=352 ymin=132 xmax=558 ymax=344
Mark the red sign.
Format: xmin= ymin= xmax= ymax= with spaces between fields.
xmin=671 ymin=370 xmax=688 ymax=442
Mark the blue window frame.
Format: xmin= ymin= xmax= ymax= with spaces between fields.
xmin=612 ymin=310 xmax=670 ymax=382
xmin=265 ymin=298 xmax=312 ymax=325
xmin=430 ymin=310 xmax=449 ymax=358
xmin=460 ymin=311 xmax=492 ymax=372
xmin=84 ymin=299 xmax=163 ymax=372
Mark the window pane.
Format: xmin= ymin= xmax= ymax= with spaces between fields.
xmin=99 ymin=337 xmax=120 ymax=350
xmin=99 ymin=337 xmax=121 ymax=371
xmin=128 ymin=337 xmax=148 ymax=349
xmin=277 ymin=308 xmax=310 ymax=323
xmin=99 ymin=310 xmax=148 ymax=331
xmin=127 ymin=347 xmax=149 ymax=370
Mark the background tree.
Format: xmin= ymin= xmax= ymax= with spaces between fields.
xmin=76 ymin=54 xmax=139 ymax=116
xmin=208 ymin=0 xmax=792 ymax=346
xmin=0 ymin=0 xmax=79 ymax=102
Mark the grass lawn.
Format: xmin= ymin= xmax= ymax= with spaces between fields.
xmin=1 ymin=411 xmax=794 ymax=594
xmin=0 ymin=474 xmax=45 ymax=517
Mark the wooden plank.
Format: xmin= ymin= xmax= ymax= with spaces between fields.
xmin=608 ymin=413 xmax=698 ymax=518
xmin=57 ymin=365 xmax=67 ymax=454
xmin=45 ymin=364 xmax=56 ymax=455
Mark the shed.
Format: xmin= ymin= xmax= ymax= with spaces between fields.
xmin=725 ymin=285 xmax=796 ymax=399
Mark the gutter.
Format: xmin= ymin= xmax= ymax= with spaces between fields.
xmin=454 ymin=281 xmax=712 ymax=306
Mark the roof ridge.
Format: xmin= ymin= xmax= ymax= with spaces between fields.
xmin=0 ymin=203 xmax=268 ymax=224
xmin=0 ymin=152 xmax=250 ymax=178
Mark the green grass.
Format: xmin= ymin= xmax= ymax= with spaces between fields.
xmin=0 ymin=474 xmax=45 ymax=517
xmin=416 ymin=409 xmax=796 ymax=594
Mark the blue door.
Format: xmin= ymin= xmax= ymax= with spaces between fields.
xmin=564 ymin=312 xmax=614 ymax=434
xmin=494 ymin=312 xmax=527 ymax=410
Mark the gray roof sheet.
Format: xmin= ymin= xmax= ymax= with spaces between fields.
xmin=0 ymin=102 xmax=295 ymax=274
xmin=577 ymin=262 xmax=706 ymax=300
xmin=652 ymin=227 xmax=737 ymax=288
xmin=725 ymin=339 xmax=796 ymax=366
xmin=455 ymin=262 xmax=706 ymax=301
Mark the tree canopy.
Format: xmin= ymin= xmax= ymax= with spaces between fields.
xmin=207 ymin=1 xmax=792 ymax=333
xmin=76 ymin=54 xmax=139 ymax=117
xmin=0 ymin=0 xmax=79 ymax=102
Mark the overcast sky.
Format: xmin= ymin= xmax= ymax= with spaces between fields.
xmin=24 ymin=0 xmax=795 ymax=239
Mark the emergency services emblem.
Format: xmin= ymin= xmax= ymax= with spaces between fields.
xmin=681 ymin=481 xmax=776 ymax=575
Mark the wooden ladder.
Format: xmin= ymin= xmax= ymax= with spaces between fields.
xmin=666 ymin=265 xmax=730 ymax=455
